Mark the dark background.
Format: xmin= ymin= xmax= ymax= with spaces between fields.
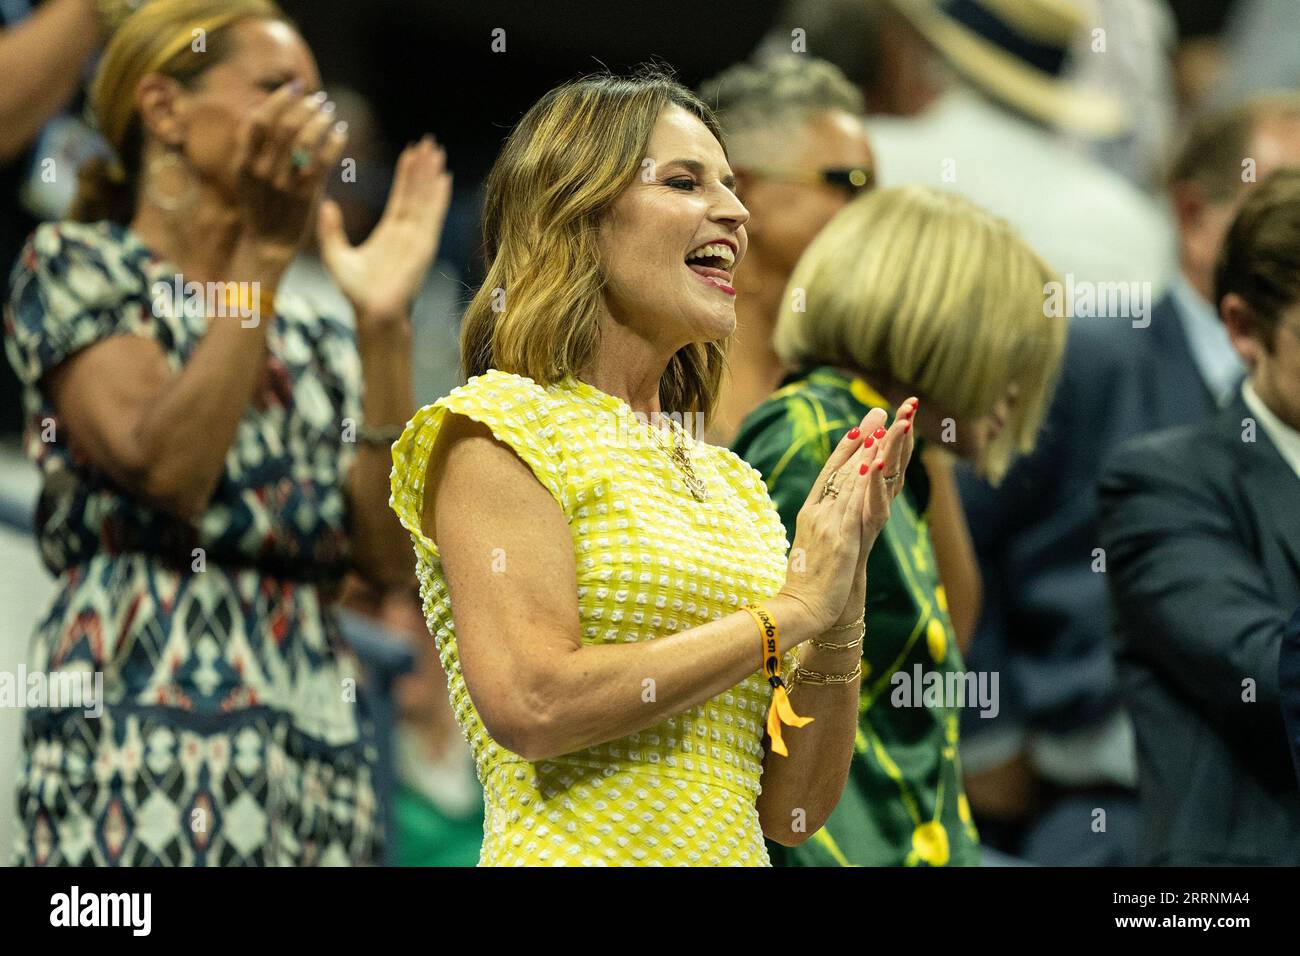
xmin=285 ymin=0 xmax=785 ymax=183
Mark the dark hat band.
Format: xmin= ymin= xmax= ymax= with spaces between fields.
xmin=940 ymin=0 xmax=1070 ymax=77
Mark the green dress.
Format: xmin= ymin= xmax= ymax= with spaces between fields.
xmin=733 ymin=366 xmax=981 ymax=866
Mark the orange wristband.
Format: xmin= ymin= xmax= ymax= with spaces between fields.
xmin=742 ymin=603 xmax=813 ymax=757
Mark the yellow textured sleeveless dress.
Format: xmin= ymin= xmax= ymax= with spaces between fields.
xmin=389 ymin=369 xmax=794 ymax=865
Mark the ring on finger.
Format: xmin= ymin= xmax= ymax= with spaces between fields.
xmin=883 ymin=473 xmax=900 ymax=485
xmin=820 ymin=473 xmax=842 ymax=501
xmin=290 ymin=148 xmax=312 ymax=170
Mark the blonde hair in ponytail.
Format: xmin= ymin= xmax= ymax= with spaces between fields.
xmin=71 ymin=0 xmax=285 ymax=223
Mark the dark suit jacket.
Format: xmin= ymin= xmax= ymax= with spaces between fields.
xmin=1098 ymin=394 xmax=1300 ymax=864
xmin=1281 ymin=606 xmax=1300 ymax=789
xmin=958 ymin=294 xmax=1221 ymax=740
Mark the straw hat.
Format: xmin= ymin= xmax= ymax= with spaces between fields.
xmin=887 ymin=0 xmax=1131 ymax=137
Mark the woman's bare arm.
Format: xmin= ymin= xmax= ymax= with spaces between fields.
xmin=426 ymin=411 xmax=826 ymax=761
xmin=429 ymin=400 xmax=914 ymax=850
xmin=47 ymin=244 xmax=286 ymax=520
xmin=0 ymin=0 xmax=102 ymax=163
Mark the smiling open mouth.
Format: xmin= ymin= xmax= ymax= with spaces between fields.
xmin=685 ymin=241 xmax=736 ymax=295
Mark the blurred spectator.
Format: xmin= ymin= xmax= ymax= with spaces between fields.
xmin=753 ymin=0 xmax=941 ymax=117
xmin=0 ymin=0 xmax=113 ymax=437
xmin=955 ymin=89 xmax=1300 ymax=866
xmin=1166 ymin=0 xmax=1240 ymax=113
xmin=1098 ymin=168 xmax=1300 ymax=865
xmin=1218 ymin=0 xmax=1300 ymax=101
xmin=697 ymin=56 xmax=873 ymax=444
xmin=734 ymin=186 xmax=1066 ymax=866
xmin=1282 ymin=606 xmax=1300 ymax=789
xmin=867 ymin=0 xmax=1176 ymax=292
xmin=1060 ymin=0 xmax=1178 ymax=191
xmin=384 ymin=590 xmax=483 ymax=867
xmin=4 ymin=0 xmax=448 ymax=865
xmin=336 ymin=578 xmax=483 ymax=866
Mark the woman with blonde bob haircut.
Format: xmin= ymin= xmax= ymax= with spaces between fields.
xmin=734 ymin=185 xmax=1066 ymax=866
xmin=391 ymin=69 xmax=922 ymax=865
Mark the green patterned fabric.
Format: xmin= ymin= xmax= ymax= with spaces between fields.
xmin=733 ymin=366 xmax=981 ymax=866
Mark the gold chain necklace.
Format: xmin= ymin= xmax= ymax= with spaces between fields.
xmin=648 ymin=418 xmax=709 ymax=502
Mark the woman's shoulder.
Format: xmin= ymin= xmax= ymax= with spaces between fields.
xmin=390 ymin=370 xmax=572 ymax=541
xmin=427 ymin=369 xmax=574 ymax=438
xmin=446 ymin=367 xmax=560 ymax=405
xmin=11 ymin=219 xmax=140 ymax=287
xmin=20 ymin=219 xmax=137 ymax=264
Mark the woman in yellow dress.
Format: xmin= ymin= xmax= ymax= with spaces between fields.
xmin=389 ymin=70 xmax=917 ymax=865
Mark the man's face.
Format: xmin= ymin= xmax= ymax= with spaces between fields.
xmin=736 ymin=109 xmax=875 ymax=279
xmin=1181 ymin=117 xmax=1300 ymax=296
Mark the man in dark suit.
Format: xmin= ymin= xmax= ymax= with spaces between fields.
xmin=1099 ymin=168 xmax=1300 ymax=865
xmin=1281 ymin=607 xmax=1300 ymax=789
xmin=956 ymin=92 xmax=1300 ymax=865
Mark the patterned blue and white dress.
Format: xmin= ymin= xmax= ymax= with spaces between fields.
xmin=3 ymin=220 xmax=379 ymax=865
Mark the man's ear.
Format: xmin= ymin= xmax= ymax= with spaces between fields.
xmin=1221 ymin=292 xmax=1266 ymax=369
xmin=135 ymin=74 xmax=187 ymax=148
xmin=1169 ymin=179 xmax=1206 ymax=236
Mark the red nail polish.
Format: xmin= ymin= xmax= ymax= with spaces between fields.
xmin=873 ymin=427 xmax=886 ymax=439
xmin=847 ymin=427 xmax=860 ymax=440
xmin=877 ymin=459 xmax=885 ymax=471
xmin=860 ymin=463 xmax=869 ymax=475
xmin=904 ymin=406 xmax=916 ymax=420
xmin=903 ymin=421 xmax=911 ymax=433
xmin=863 ymin=437 xmax=874 ymax=449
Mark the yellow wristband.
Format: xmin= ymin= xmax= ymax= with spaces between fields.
xmin=742 ymin=603 xmax=814 ymax=757
xmin=222 ymin=282 xmax=275 ymax=322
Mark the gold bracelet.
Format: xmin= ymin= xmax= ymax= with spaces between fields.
xmin=827 ymin=614 xmax=865 ymax=632
xmin=789 ymin=661 xmax=863 ymax=686
xmin=810 ymin=632 xmax=863 ymax=652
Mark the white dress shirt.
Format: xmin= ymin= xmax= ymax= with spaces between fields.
xmin=1169 ymin=275 xmax=1245 ymax=407
xmin=1243 ymin=379 xmax=1300 ymax=480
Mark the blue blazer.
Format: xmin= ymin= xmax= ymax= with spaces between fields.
xmin=957 ymin=293 xmax=1220 ymax=738
xmin=1098 ymin=394 xmax=1300 ymax=864
xmin=1281 ymin=606 xmax=1300 ymax=789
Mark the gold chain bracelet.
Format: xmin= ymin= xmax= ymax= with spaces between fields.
xmin=789 ymin=661 xmax=863 ymax=687
xmin=811 ymin=620 xmax=866 ymax=651
xmin=827 ymin=615 xmax=865 ymax=632
xmin=811 ymin=631 xmax=864 ymax=651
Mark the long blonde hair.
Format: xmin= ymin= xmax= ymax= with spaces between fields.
xmin=774 ymin=185 xmax=1066 ymax=482
xmin=71 ymin=0 xmax=286 ymax=224
xmin=461 ymin=69 xmax=729 ymax=420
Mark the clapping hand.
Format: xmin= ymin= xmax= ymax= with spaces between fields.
xmin=317 ymin=135 xmax=453 ymax=332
